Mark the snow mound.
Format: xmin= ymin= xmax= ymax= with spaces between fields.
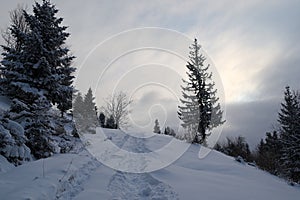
xmin=0 ymin=155 xmax=14 ymax=174
xmin=0 ymin=128 xmax=300 ymax=200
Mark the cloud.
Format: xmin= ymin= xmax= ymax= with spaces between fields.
xmin=221 ymin=99 xmax=281 ymax=149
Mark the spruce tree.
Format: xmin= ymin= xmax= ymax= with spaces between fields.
xmin=99 ymin=112 xmax=106 ymax=128
xmin=256 ymin=131 xmax=281 ymax=175
xmin=0 ymin=1 xmax=75 ymax=158
xmin=278 ymin=86 xmax=300 ymax=183
xmin=106 ymin=115 xmax=116 ymax=129
xmin=83 ymin=88 xmax=98 ymax=126
xmin=153 ymin=119 xmax=161 ymax=134
xmin=73 ymin=92 xmax=84 ymax=130
xmin=73 ymin=89 xmax=98 ymax=132
xmin=27 ymin=0 xmax=75 ymax=116
xmin=178 ymin=38 xmax=224 ymax=144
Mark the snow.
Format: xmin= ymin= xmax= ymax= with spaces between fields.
xmin=0 ymin=128 xmax=300 ymax=199
xmin=0 ymin=155 xmax=14 ymax=174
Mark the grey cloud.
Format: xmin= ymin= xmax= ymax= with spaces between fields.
xmin=221 ymin=100 xmax=281 ymax=149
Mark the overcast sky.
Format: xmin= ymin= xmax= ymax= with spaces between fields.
xmin=1 ymin=0 xmax=300 ymax=148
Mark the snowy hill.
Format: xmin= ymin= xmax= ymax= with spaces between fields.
xmin=0 ymin=128 xmax=299 ymax=199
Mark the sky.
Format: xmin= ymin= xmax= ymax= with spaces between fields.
xmin=0 ymin=0 xmax=300 ymax=148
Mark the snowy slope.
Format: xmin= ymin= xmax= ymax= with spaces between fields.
xmin=0 ymin=128 xmax=299 ymax=200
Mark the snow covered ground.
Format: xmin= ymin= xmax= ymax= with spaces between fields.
xmin=0 ymin=128 xmax=299 ymax=199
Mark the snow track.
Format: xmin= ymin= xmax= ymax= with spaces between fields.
xmin=106 ymin=131 xmax=179 ymax=200
xmin=55 ymin=154 xmax=100 ymax=199
xmin=75 ymin=129 xmax=179 ymax=200
xmin=108 ymin=172 xmax=179 ymax=200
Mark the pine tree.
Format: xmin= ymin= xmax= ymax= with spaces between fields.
xmin=27 ymin=0 xmax=75 ymax=116
xmin=163 ymin=126 xmax=176 ymax=137
xmin=278 ymin=86 xmax=300 ymax=183
xmin=83 ymin=88 xmax=98 ymax=127
xmin=0 ymin=115 xmax=32 ymax=165
xmin=216 ymin=136 xmax=252 ymax=162
xmin=0 ymin=1 xmax=75 ymax=159
xmin=255 ymin=131 xmax=281 ymax=175
xmin=178 ymin=38 xmax=224 ymax=144
xmin=106 ymin=115 xmax=116 ymax=129
xmin=99 ymin=112 xmax=106 ymax=128
xmin=73 ymin=92 xmax=84 ymax=130
xmin=1 ymin=0 xmax=75 ymax=108
xmin=153 ymin=119 xmax=161 ymax=134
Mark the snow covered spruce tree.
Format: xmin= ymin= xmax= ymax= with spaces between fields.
xmin=28 ymin=0 xmax=75 ymax=117
xmin=0 ymin=115 xmax=32 ymax=165
xmin=153 ymin=119 xmax=161 ymax=134
xmin=0 ymin=0 xmax=75 ymax=159
xmin=178 ymin=38 xmax=224 ymax=144
xmin=278 ymin=86 xmax=300 ymax=183
xmin=1 ymin=0 xmax=75 ymax=114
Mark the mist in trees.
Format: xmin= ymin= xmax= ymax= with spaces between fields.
xmin=73 ymin=88 xmax=98 ymax=133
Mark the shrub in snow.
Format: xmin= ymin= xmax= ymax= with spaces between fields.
xmin=235 ymin=156 xmax=246 ymax=165
xmin=0 ymin=116 xmax=31 ymax=165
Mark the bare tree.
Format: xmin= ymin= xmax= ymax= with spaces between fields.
xmin=101 ymin=92 xmax=133 ymax=129
xmin=1 ymin=4 xmax=29 ymax=51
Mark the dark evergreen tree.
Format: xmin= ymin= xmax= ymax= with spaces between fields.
xmin=178 ymin=38 xmax=224 ymax=144
xmin=215 ymin=136 xmax=252 ymax=162
xmin=0 ymin=115 xmax=32 ymax=165
xmin=106 ymin=115 xmax=116 ymax=129
xmin=163 ymin=126 xmax=176 ymax=137
xmin=28 ymin=0 xmax=75 ymax=116
xmin=99 ymin=112 xmax=106 ymax=128
xmin=255 ymin=131 xmax=281 ymax=175
xmin=278 ymin=86 xmax=300 ymax=183
xmin=153 ymin=119 xmax=161 ymax=134
xmin=0 ymin=1 xmax=75 ymax=159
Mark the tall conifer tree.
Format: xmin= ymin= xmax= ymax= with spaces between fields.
xmin=178 ymin=39 xmax=224 ymax=144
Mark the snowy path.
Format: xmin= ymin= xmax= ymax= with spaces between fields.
xmin=74 ymin=130 xmax=179 ymax=200
xmin=107 ymin=172 xmax=178 ymax=200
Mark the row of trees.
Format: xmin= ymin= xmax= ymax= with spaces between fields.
xmin=256 ymin=86 xmax=300 ymax=183
xmin=214 ymin=86 xmax=300 ymax=184
xmin=0 ymin=0 xmax=133 ymax=165
xmin=153 ymin=119 xmax=176 ymax=137
xmin=214 ymin=136 xmax=252 ymax=163
xmin=0 ymin=1 xmax=76 ymax=163
xmin=73 ymin=89 xmax=132 ymax=132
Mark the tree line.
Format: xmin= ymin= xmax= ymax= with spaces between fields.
xmin=214 ymin=86 xmax=300 ymax=184
xmin=0 ymin=0 xmax=135 ymax=166
xmin=73 ymin=89 xmax=132 ymax=133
